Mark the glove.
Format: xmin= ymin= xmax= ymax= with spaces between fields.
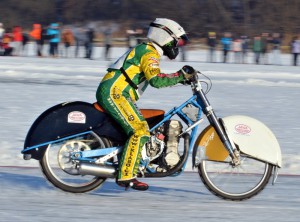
xmin=179 ymin=65 xmax=196 ymax=80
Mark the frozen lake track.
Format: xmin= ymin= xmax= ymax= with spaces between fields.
xmin=1 ymin=167 xmax=300 ymax=222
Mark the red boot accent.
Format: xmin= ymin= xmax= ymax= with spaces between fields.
xmin=117 ymin=179 xmax=149 ymax=191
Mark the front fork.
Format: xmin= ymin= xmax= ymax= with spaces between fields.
xmin=196 ymin=91 xmax=240 ymax=166
xmin=208 ymin=110 xmax=240 ymax=166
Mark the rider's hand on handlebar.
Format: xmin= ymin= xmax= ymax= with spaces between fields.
xmin=179 ymin=65 xmax=196 ymax=80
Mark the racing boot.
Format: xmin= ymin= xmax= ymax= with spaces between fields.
xmin=117 ymin=179 xmax=149 ymax=191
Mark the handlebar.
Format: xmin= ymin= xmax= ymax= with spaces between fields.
xmin=183 ymin=71 xmax=212 ymax=94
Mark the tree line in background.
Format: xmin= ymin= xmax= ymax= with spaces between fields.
xmin=1 ymin=0 xmax=299 ymax=40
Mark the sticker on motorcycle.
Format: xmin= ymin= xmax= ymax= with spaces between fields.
xmin=68 ymin=111 xmax=86 ymax=124
xmin=234 ymin=124 xmax=251 ymax=135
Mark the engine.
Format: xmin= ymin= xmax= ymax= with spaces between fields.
xmin=142 ymin=120 xmax=183 ymax=171
xmin=164 ymin=120 xmax=183 ymax=167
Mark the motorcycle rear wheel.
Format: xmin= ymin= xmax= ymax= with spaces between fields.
xmin=198 ymin=154 xmax=273 ymax=201
xmin=40 ymin=132 xmax=112 ymax=193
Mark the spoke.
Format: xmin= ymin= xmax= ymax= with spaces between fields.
xmin=199 ymin=155 xmax=271 ymax=200
xmin=44 ymin=133 xmax=107 ymax=187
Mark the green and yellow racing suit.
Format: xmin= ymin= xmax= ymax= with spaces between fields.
xmin=96 ymin=42 xmax=184 ymax=181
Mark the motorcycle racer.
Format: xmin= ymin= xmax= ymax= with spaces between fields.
xmin=96 ymin=18 xmax=196 ymax=191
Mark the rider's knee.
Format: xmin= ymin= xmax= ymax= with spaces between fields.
xmin=134 ymin=120 xmax=150 ymax=138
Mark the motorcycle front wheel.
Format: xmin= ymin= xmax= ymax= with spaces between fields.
xmin=198 ymin=154 xmax=273 ymax=201
xmin=40 ymin=132 xmax=112 ymax=193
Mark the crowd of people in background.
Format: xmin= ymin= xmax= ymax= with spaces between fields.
xmin=207 ymin=31 xmax=300 ymax=66
xmin=0 ymin=21 xmax=300 ymax=66
xmin=0 ymin=22 xmax=96 ymax=59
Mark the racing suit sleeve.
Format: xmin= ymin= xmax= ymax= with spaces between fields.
xmin=140 ymin=51 xmax=184 ymax=88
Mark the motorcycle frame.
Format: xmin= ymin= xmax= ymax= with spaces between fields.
xmin=77 ymin=94 xmax=203 ymax=171
xmin=21 ymin=78 xmax=237 ymax=176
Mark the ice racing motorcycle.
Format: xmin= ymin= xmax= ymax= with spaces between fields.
xmin=21 ymin=71 xmax=282 ymax=201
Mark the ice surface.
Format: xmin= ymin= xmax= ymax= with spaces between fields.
xmin=0 ymin=46 xmax=300 ymax=221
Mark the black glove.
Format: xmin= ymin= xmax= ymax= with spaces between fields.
xmin=179 ymin=65 xmax=196 ymax=80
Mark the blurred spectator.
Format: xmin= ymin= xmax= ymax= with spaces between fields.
xmin=271 ymin=33 xmax=281 ymax=65
xmin=12 ymin=25 xmax=23 ymax=56
xmin=0 ymin=23 xmax=5 ymax=41
xmin=290 ymin=35 xmax=300 ymax=66
xmin=221 ymin=32 xmax=232 ymax=63
xmin=0 ymin=23 xmax=5 ymax=55
xmin=253 ymin=35 xmax=262 ymax=64
xmin=104 ymin=27 xmax=112 ymax=60
xmin=178 ymin=38 xmax=187 ymax=61
xmin=127 ymin=29 xmax=138 ymax=50
xmin=241 ymin=35 xmax=249 ymax=64
xmin=261 ymin=32 xmax=269 ymax=64
xmin=232 ymin=37 xmax=242 ymax=63
xmin=85 ymin=27 xmax=95 ymax=59
xmin=73 ymin=26 xmax=87 ymax=58
xmin=22 ymin=32 xmax=29 ymax=56
xmin=1 ymin=28 xmax=13 ymax=56
xmin=135 ymin=28 xmax=144 ymax=44
xmin=61 ymin=28 xmax=74 ymax=57
xmin=30 ymin=24 xmax=43 ymax=57
xmin=40 ymin=25 xmax=47 ymax=55
xmin=47 ymin=23 xmax=60 ymax=57
xmin=207 ymin=32 xmax=217 ymax=62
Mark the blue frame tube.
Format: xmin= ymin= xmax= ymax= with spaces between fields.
xmin=21 ymin=131 xmax=93 ymax=154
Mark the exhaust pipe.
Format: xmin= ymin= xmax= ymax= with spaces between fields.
xmin=79 ymin=162 xmax=116 ymax=178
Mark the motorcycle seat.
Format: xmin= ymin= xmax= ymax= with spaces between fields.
xmin=93 ymin=102 xmax=165 ymax=128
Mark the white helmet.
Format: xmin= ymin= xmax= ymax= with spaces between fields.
xmin=147 ymin=18 xmax=188 ymax=59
